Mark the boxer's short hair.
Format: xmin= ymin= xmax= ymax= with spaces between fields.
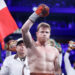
xmin=37 ymin=22 xmax=51 ymax=31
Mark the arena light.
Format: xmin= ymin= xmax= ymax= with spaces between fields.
xmin=32 ymin=7 xmax=37 ymax=11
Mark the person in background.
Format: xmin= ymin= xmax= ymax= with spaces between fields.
xmin=0 ymin=48 xmax=2 ymax=70
xmin=64 ymin=40 xmax=75 ymax=75
xmin=0 ymin=45 xmax=2 ymax=63
xmin=0 ymin=38 xmax=30 ymax=75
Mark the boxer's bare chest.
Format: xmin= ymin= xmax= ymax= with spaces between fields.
xmin=35 ymin=46 xmax=56 ymax=61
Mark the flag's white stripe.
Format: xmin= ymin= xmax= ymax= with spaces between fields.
xmin=0 ymin=0 xmax=7 ymax=10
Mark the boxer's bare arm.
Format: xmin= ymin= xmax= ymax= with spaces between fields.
xmin=22 ymin=4 xmax=49 ymax=48
xmin=22 ymin=19 xmax=34 ymax=48
xmin=54 ymin=54 xmax=62 ymax=75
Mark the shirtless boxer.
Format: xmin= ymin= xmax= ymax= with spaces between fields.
xmin=22 ymin=4 xmax=61 ymax=75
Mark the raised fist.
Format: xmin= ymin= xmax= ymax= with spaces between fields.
xmin=35 ymin=4 xmax=49 ymax=17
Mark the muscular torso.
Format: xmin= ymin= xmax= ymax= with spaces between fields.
xmin=27 ymin=45 xmax=58 ymax=73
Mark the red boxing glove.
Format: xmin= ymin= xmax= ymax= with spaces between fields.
xmin=35 ymin=4 xmax=49 ymax=17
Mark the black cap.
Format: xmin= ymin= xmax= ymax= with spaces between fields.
xmin=16 ymin=38 xmax=23 ymax=46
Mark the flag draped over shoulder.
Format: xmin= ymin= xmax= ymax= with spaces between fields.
xmin=0 ymin=0 xmax=18 ymax=49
